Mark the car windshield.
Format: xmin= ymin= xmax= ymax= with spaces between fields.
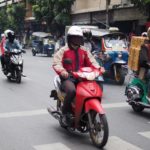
xmin=104 ymin=34 xmax=127 ymax=48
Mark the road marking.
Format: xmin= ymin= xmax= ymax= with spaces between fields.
xmin=103 ymin=102 xmax=128 ymax=108
xmin=0 ymin=109 xmax=47 ymax=118
xmin=24 ymin=77 xmax=32 ymax=81
xmin=33 ymin=143 xmax=71 ymax=150
xmin=139 ymin=131 xmax=150 ymax=139
xmin=105 ymin=136 xmax=142 ymax=150
xmin=0 ymin=102 xmax=128 ymax=119
xmin=33 ymin=136 xmax=142 ymax=150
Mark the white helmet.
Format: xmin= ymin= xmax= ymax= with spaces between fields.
xmin=141 ymin=32 xmax=147 ymax=37
xmin=1 ymin=33 xmax=5 ymax=38
xmin=67 ymin=26 xmax=83 ymax=37
xmin=4 ymin=29 xmax=14 ymax=38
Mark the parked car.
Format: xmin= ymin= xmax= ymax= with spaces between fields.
xmin=31 ymin=32 xmax=55 ymax=57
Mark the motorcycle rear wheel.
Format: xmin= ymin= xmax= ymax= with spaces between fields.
xmin=89 ymin=112 xmax=109 ymax=148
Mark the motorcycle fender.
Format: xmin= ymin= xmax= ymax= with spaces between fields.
xmin=85 ymin=99 xmax=104 ymax=114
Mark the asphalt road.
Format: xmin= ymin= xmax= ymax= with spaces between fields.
xmin=0 ymin=50 xmax=150 ymax=150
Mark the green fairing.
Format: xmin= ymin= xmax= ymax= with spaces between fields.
xmin=129 ymin=78 xmax=148 ymax=104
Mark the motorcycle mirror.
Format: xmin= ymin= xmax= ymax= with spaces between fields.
xmin=63 ymin=59 xmax=72 ymax=65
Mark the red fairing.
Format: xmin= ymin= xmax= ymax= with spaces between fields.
xmin=85 ymin=99 xmax=104 ymax=114
xmin=74 ymin=81 xmax=102 ymax=126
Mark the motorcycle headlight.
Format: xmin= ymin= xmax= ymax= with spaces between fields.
xmin=118 ymin=52 xmax=122 ymax=58
xmin=118 ymin=54 xmax=122 ymax=58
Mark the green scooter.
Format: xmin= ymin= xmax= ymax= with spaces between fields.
xmin=125 ymin=71 xmax=150 ymax=112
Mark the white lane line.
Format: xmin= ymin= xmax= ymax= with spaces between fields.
xmin=139 ymin=131 xmax=150 ymax=139
xmin=33 ymin=136 xmax=142 ymax=150
xmin=0 ymin=102 xmax=128 ymax=119
xmin=24 ymin=77 xmax=32 ymax=81
xmin=103 ymin=102 xmax=128 ymax=108
xmin=33 ymin=143 xmax=71 ymax=150
xmin=105 ymin=136 xmax=142 ymax=150
xmin=0 ymin=109 xmax=47 ymax=118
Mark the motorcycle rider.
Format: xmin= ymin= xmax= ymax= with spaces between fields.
xmin=139 ymin=27 xmax=150 ymax=102
xmin=4 ymin=30 xmax=22 ymax=52
xmin=2 ymin=29 xmax=22 ymax=75
xmin=53 ymin=26 xmax=105 ymax=126
xmin=83 ymin=28 xmax=93 ymax=52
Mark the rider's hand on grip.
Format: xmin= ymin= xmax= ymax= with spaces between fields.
xmin=4 ymin=51 xmax=10 ymax=56
xmin=100 ymin=67 xmax=105 ymax=74
xmin=60 ymin=70 xmax=69 ymax=79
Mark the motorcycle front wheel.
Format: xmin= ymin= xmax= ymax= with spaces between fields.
xmin=16 ymin=70 xmax=22 ymax=83
xmin=132 ymin=104 xmax=144 ymax=112
xmin=115 ymin=68 xmax=125 ymax=85
xmin=89 ymin=112 xmax=109 ymax=148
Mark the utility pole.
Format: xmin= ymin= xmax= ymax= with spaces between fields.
xmin=106 ymin=0 xmax=110 ymax=29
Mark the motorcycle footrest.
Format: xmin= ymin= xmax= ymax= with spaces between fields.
xmin=51 ymin=111 xmax=62 ymax=120
xmin=127 ymin=100 xmax=150 ymax=108
xmin=50 ymin=90 xmax=58 ymax=100
xmin=138 ymin=102 xmax=150 ymax=108
xmin=47 ymin=106 xmax=62 ymax=120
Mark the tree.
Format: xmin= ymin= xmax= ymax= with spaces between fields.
xmin=131 ymin=0 xmax=150 ymax=18
xmin=7 ymin=3 xmax=26 ymax=33
xmin=0 ymin=8 xmax=8 ymax=33
xmin=28 ymin=0 xmax=75 ymax=34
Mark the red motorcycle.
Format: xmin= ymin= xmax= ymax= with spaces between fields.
xmin=48 ymin=67 xmax=109 ymax=148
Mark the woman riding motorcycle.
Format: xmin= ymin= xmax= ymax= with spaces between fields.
xmin=53 ymin=26 xmax=104 ymax=126
xmin=1 ymin=29 xmax=22 ymax=75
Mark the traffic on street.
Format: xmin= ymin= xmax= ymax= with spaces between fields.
xmin=0 ymin=50 xmax=150 ymax=150
xmin=0 ymin=0 xmax=150 ymax=150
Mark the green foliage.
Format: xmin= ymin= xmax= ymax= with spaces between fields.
xmin=0 ymin=3 xmax=26 ymax=33
xmin=131 ymin=0 xmax=150 ymax=17
xmin=27 ymin=0 xmax=36 ymax=5
xmin=31 ymin=0 xmax=75 ymax=34
xmin=54 ymin=13 xmax=71 ymax=25
xmin=7 ymin=3 xmax=26 ymax=32
xmin=0 ymin=8 xmax=8 ymax=32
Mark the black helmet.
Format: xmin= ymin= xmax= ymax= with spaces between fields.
xmin=83 ymin=28 xmax=92 ymax=41
xmin=5 ymin=29 xmax=15 ymax=43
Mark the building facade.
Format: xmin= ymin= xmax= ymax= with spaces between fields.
xmin=71 ymin=0 xmax=148 ymax=34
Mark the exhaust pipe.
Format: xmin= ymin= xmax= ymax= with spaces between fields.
xmin=47 ymin=105 xmax=62 ymax=120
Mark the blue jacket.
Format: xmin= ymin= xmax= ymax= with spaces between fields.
xmin=4 ymin=39 xmax=22 ymax=52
